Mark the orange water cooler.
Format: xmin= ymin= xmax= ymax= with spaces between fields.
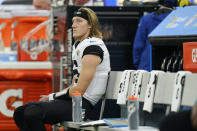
xmin=183 ymin=42 xmax=197 ymax=73
xmin=0 ymin=62 xmax=53 ymax=131
xmin=11 ymin=10 xmax=50 ymax=61
xmin=0 ymin=12 xmax=12 ymax=48
xmin=0 ymin=12 xmax=18 ymax=62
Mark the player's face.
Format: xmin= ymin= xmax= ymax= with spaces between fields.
xmin=72 ymin=17 xmax=90 ymax=41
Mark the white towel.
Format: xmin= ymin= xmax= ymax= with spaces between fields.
xmin=117 ymin=70 xmax=133 ymax=105
xmin=143 ymin=70 xmax=164 ymax=113
xmin=130 ymin=70 xmax=147 ymax=98
xmin=171 ymin=71 xmax=191 ymax=112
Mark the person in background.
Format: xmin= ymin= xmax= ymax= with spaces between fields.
xmin=177 ymin=0 xmax=190 ymax=6
xmin=192 ymin=102 xmax=197 ymax=130
xmin=33 ymin=0 xmax=51 ymax=10
xmin=159 ymin=100 xmax=197 ymax=131
xmin=13 ymin=7 xmax=110 ymax=131
xmin=132 ymin=0 xmax=178 ymax=71
xmin=64 ymin=0 xmax=93 ymax=6
xmin=189 ymin=0 xmax=197 ymax=5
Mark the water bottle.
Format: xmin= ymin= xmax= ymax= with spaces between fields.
xmin=72 ymin=90 xmax=82 ymax=122
xmin=127 ymin=95 xmax=139 ymax=130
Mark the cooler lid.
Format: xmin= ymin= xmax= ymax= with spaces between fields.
xmin=0 ymin=5 xmax=34 ymax=10
xmin=0 ymin=12 xmax=12 ymax=18
xmin=11 ymin=10 xmax=50 ymax=17
xmin=0 ymin=62 xmax=53 ymax=69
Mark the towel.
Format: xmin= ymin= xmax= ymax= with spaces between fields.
xmin=143 ymin=70 xmax=164 ymax=113
xmin=171 ymin=71 xmax=191 ymax=112
xmin=129 ymin=70 xmax=147 ymax=98
xmin=117 ymin=70 xmax=133 ymax=105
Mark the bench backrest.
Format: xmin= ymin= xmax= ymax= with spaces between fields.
xmin=99 ymin=71 xmax=123 ymax=119
xmin=99 ymin=70 xmax=197 ymax=120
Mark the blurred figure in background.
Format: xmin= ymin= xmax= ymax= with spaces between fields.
xmin=159 ymin=101 xmax=197 ymax=131
xmin=132 ymin=0 xmax=178 ymax=71
xmin=33 ymin=0 xmax=51 ymax=10
xmin=189 ymin=0 xmax=197 ymax=5
xmin=192 ymin=102 xmax=197 ymax=130
xmin=64 ymin=0 xmax=93 ymax=6
xmin=178 ymin=0 xmax=197 ymax=6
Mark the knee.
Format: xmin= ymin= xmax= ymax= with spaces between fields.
xmin=24 ymin=105 xmax=43 ymax=121
xmin=13 ymin=106 xmax=25 ymax=120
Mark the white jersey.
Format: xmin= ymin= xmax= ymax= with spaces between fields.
xmin=72 ymin=37 xmax=111 ymax=105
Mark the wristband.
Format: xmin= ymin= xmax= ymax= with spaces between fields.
xmin=48 ymin=93 xmax=56 ymax=101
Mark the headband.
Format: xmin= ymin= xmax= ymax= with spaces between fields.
xmin=74 ymin=11 xmax=89 ymax=22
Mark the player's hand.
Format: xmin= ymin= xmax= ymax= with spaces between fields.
xmin=39 ymin=95 xmax=49 ymax=102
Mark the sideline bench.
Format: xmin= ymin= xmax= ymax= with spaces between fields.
xmin=54 ymin=71 xmax=197 ymax=131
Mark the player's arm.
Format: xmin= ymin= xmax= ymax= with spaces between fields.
xmin=69 ymin=54 xmax=101 ymax=96
xmin=39 ymin=78 xmax=75 ymax=101
xmin=46 ymin=45 xmax=103 ymax=100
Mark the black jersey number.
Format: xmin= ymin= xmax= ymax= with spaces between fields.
xmin=73 ymin=60 xmax=80 ymax=84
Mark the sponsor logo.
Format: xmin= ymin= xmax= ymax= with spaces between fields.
xmin=0 ymin=89 xmax=23 ymax=117
xmin=192 ymin=48 xmax=197 ymax=63
xmin=90 ymin=40 xmax=96 ymax=43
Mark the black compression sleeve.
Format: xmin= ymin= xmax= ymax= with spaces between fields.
xmin=54 ymin=89 xmax=71 ymax=100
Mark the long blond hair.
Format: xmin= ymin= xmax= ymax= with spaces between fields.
xmin=78 ymin=7 xmax=103 ymax=39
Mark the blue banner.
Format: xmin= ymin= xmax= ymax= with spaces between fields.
xmin=149 ymin=6 xmax=197 ymax=37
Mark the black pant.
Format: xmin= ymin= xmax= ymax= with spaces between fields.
xmin=13 ymin=98 xmax=93 ymax=131
xmin=159 ymin=110 xmax=197 ymax=131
